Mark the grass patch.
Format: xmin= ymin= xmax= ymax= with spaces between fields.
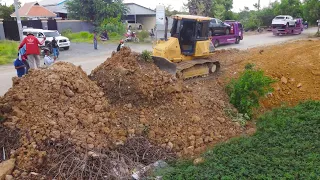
xmin=62 ymin=31 xmax=122 ymax=44
xmin=158 ymin=101 xmax=320 ymax=179
xmin=63 ymin=31 xmax=94 ymax=43
xmin=0 ymin=40 xmax=19 ymax=65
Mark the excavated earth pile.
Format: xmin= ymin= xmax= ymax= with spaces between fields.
xmin=0 ymin=62 xmax=172 ymax=179
xmin=0 ymin=48 xmax=250 ymax=178
xmin=89 ymin=47 xmax=183 ymax=105
xmin=214 ymin=39 xmax=320 ymax=109
xmin=90 ymin=47 xmax=245 ymax=157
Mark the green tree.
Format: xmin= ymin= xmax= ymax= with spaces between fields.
xmin=211 ymin=0 xmax=234 ymax=20
xmin=66 ymin=0 xmax=127 ymax=25
xmin=185 ymin=0 xmax=212 ymax=16
xmin=302 ymin=0 xmax=320 ymax=25
xmin=0 ymin=4 xmax=15 ymax=20
xmin=275 ymin=0 xmax=302 ymax=17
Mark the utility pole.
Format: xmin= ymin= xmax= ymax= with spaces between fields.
xmin=13 ymin=0 xmax=23 ymax=42
xmin=258 ymin=0 xmax=261 ymax=11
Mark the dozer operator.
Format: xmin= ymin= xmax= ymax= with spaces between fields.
xmin=152 ymin=15 xmax=220 ymax=79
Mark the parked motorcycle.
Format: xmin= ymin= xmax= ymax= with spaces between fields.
xmin=124 ymin=31 xmax=139 ymax=43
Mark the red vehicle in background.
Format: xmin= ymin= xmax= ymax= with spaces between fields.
xmin=210 ymin=20 xmax=244 ymax=47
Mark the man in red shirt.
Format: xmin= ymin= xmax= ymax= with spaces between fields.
xmin=18 ymin=32 xmax=46 ymax=69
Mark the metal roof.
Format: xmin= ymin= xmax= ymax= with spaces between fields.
xmin=124 ymin=3 xmax=156 ymax=15
xmin=40 ymin=0 xmax=67 ymax=13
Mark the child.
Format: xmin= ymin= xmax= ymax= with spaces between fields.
xmin=14 ymin=54 xmax=26 ymax=77
xmin=117 ymin=40 xmax=124 ymax=52
xmin=43 ymin=48 xmax=55 ymax=66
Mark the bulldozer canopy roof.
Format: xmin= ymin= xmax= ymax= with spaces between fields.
xmin=172 ymin=14 xmax=211 ymax=21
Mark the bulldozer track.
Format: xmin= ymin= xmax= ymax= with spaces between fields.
xmin=176 ymin=59 xmax=221 ymax=80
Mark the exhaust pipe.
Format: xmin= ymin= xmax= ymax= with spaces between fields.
xmin=164 ymin=17 xmax=168 ymax=41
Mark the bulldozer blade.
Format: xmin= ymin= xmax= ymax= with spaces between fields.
xmin=152 ymin=56 xmax=177 ymax=75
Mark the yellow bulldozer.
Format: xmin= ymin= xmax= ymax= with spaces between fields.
xmin=152 ymin=15 xmax=220 ymax=79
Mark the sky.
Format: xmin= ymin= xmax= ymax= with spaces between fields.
xmin=1 ymin=0 xmax=275 ymax=12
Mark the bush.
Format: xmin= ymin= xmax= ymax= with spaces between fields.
xmin=226 ymin=64 xmax=275 ymax=118
xmin=99 ymin=15 xmax=126 ymax=35
xmin=137 ymin=30 xmax=150 ymax=42
xmin=141 ymin=50 xmax=152 ymax=62
xmin=0 ymin=40 xmax=18 ymax=65
xmin=158 ymin=101 xmax=320 ymax=179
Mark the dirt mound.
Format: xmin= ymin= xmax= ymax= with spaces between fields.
xmin=0 ymin=49 xmax=249 ymax=178
xmin=90 ymin=48 xmax=245 ymax=157
xmin=0 ymin=62 xmax=125 ymax=171
xmin=219 ymin=39 xmax=320 ymax=109
xmin=90 ymin=47 xmax=183 ymax=105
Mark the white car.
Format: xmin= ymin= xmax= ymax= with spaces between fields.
xmin=22 ymin=29 xmax=71 ymax=50
xmin=272 ymin=15 xmax=296 ymax=28
xmin=125 ymin=20 xmax=143 ymax=30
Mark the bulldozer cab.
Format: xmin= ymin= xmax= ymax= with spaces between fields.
xmin=170 ymin=15 xmax=210 ymax=56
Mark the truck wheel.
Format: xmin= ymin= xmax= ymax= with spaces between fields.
xmin=235 ymin=37 xmax=240 ymax=44
xmin=214 ymin=40 xmax=219 ymax=48
xmin=286 ymin=23 xmax=289 ymax=28
xmin=225 ymin=28 xmax=230 ymax=35
xmin=139 ymin=25 xmax=142 ymax=30
xmin=128 ymin=26 xmax=132 ymax=30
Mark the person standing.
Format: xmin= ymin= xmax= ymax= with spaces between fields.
xmin=18 ymin=32 xmax=45 ymax=69
xmin=93 ymin=32 xmax=98 ymax=50
xmin=52 ymin=37 xmax=59 ymax=60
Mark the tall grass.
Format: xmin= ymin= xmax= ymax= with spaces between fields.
xmin=0 ymin=40 xmax=19 ymax=65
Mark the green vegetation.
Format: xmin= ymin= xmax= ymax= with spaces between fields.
xmin=62 ymin=30 xmax=122 ymax=44
xmin=158 ymin=101 xmax=320 ymax=179
xmin=62 ymin=31 xmax=94 ymax=43
xmin=137 ymin=30 xmax=150 ymax=42
xmin=66 ymin=0 xmax=127 ymax=25
xmin=0 ymin=40 xmax=19 ymax=65
xmin=226 ymin=64 xmax=275 ymax=118
xmin=184 ymin=0 xmax=320 ymax=30
xmin=141 ymin=50 xmax=152 ymax=62
xmin=99 ymin=15 xmax=126 ymax=35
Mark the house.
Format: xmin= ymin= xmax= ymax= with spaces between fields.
xmin=124 ymin=3 xmax=156 ymax=30
xmin=35 ymin=1 xmax=157 ymax=30
xmin=10 ymin=2 xmax=56 ymax=19
xmin=39 ymin=0 xmax=67 ymax=19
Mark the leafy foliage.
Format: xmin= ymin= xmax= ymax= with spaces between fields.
xmin=0 ymin=40 xmax=18 ymax=65
xmin=158 ymin=101 xmax=320 ymax=179
xmin=66 ymin=0 xmax=127 ymax=25
xmin=226 ymin=64 xmax=275 ymax=118
xmin=0 ymin=3 xmax=14 ymax=20
xmin=141 ymin=50 xmax=152 ymax=62
xmin=137 ymin=30 xmax=149 ymax=42
xmin=302 ymin=0 xmax=320 ymax=25
xmin=185 ymin=0 xmax=212 ymax=16
xmin=99 ymin=15 xmax=126 ymax=35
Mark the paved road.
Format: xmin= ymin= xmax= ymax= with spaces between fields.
xmin=0 ymin=27 xmax=317 ymax=96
